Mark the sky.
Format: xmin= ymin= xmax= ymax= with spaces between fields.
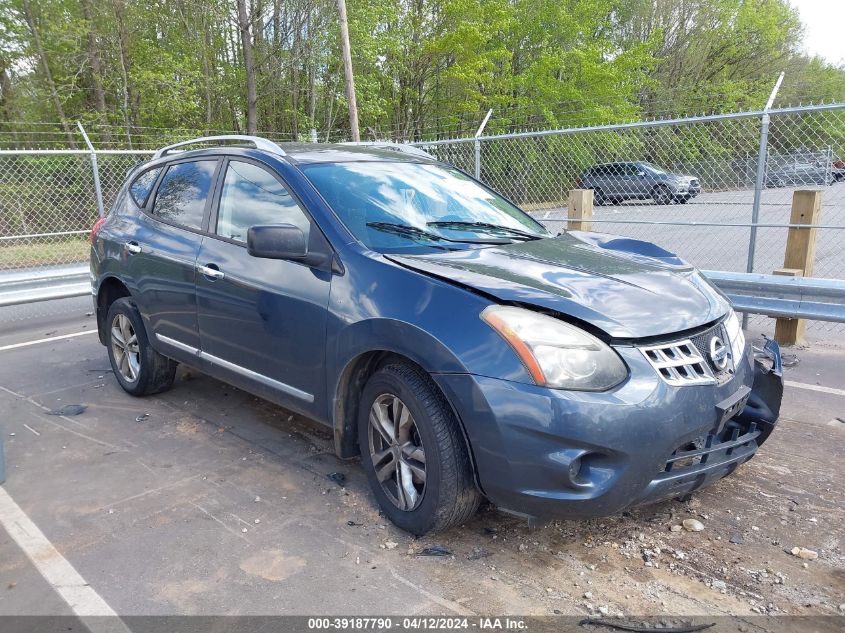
xmin=791 ymin=0 xmax=844 ymax=65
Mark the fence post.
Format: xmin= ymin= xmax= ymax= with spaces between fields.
xmin=743 ymin=72 xmax=784 ymax=329
xmin=745 ymin=113 xmax=770 ymax=278
xmin=474 ymin=139 xmax=481 ymax=180
xmin=76 ymin=122 xmax=105 ymax=218
xmin=473 ymin=109 xmax=493 ymax=181
xmin=773 ymin=189 xmax=822 ymax=346
xmin=567 ymin=189 xmax=593 ymax=232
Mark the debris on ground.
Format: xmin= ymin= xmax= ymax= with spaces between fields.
xmin=781 ymin=354 xmax=800 ymax=367
xmin=327 ymin=472 xmax=347 ymax=487
xmin=417 ymin=545 xmax=452 ymax=557
xmin=467 ymin=547 xmax=492 ymax=560
xmin=47 ymin=404 xmax=86 ymax=416
xmin=729 ymin=533 xmax=744 ymax=544
xmin=578 ymin=619 xmax=715 ymax=633
xmin=135 ymin=413 xmax=150 ymax=422
xmin=346 ymin=520 xmax=362 ymax=527
xmin=789 ymin=547 xmax=818 ymax=560
xmin=682 ymin=519 xmax=705 ymax=532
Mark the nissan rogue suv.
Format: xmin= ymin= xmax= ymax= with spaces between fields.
xmin=90 ymin=136 xmax=782 ymax=535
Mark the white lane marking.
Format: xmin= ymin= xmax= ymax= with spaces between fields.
xmin=785 ymin=380 xmax=845 ymax=397
xmin=22 ymin=423 xmax=40 ymax=436
xmin=0 ymin=486 xmax=122 ymax=619
xmin=389 ymin=568 xmax=475 ymax=616
xmin=0 ymin=329 xmax=97 ymax=352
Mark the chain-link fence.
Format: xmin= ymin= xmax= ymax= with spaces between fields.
xmin=2 ymin=105 xmax=844 ymax=333
xmin=416 ymin=103 xmax=845 ymax=333
xmin=0 ymin=149 xmax=152 ymax=273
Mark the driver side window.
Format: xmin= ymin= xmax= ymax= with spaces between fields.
xmin=216 ymin=161 xmax=310 ymax=243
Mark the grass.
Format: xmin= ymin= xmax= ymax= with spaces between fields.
xmin=0 ymin=238 xmax=90 ymax=269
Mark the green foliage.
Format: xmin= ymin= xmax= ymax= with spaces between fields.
xmin=0 ymin=0 xmax=842 ymax=147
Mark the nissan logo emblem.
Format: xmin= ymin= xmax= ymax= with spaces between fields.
xmin=709 ymin=335 xmax=729 ymax=370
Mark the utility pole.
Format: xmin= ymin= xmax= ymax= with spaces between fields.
xmin=336 ymin=0 xmax=360 ymax=142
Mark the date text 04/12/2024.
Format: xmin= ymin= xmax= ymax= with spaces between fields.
xmin=306 ymin=617 xmax=528 ymax=630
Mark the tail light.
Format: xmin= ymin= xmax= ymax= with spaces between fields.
xmin=90 ymin=217 xmax=107 ymax=243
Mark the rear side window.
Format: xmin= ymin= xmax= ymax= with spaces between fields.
xmin=129 ymin=167 xmax=161 ymax=207
xmin=150 ymin=160 xmax=217 ymax=230
xmin=215 ymin=161 xmax=310 ymax=243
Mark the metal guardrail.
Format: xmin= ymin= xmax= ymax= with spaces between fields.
xmin=702 ymin=270 xmax=845 ymax=323
xmin=1 ymin=264 xmax=844 ymax=325
xmin=0 ymin=264 xmax=90 ymax=308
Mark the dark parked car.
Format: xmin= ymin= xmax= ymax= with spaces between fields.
xmin=91 ymin=136 xmax=782 ymax=535
xmin=577 ymin=162 xmax=700 ymax=205
xmin=765 ymin=160 xmax=835 ymax=187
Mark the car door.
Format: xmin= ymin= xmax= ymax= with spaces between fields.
xmin=195 ymin=158 xmax=332 ymax=417
xmin=603 ymin=163 xmax=626 ymax=199
xmin=124 ymin=158 xmax=220 ymax=358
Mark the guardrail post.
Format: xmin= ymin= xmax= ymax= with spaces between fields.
xmin=76 ymin=122 xmax=105 ymax=218
xmin=773 ymin=189 xmax=822 ymax=345
xmin=567 ymin=189 xmax=593 ymax=232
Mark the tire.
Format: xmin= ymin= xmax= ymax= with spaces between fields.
xmin=593 ymin=188 xmax=607 ymax=206
xmin=677 ymin=196 xmax=690 ymax=204
xmin=652 ymin=184 xmax=672 ymax=205
xmin=106 ymin=297 xmax=177 ymax=397
xmin=358 ymin=362 xmax=480 ymax=535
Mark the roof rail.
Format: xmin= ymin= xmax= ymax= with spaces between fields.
xmin=340 ymin=141 xmax=435 ymax=160
xmin=153 ymin=135 xmax=286 ymax=160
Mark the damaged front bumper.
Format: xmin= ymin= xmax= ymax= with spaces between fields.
xmin=735 ymin=337 xmax=784 ymax=446
xmin=434 ymin=339 xmax=784 ymax=520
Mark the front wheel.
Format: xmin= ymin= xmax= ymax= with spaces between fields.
xmin=652 ymin=184 xmax=672 ymax=205
xmin=593 ymin=188 xmax=607 ymax=206
xmin=358 ymin=362 xmax=480 ymax=535
xmin=106 ymin=297 xmax=177 ymax=397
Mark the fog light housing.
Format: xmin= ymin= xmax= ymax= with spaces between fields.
xmin=568 ymin=456 xmax=583 ymax=482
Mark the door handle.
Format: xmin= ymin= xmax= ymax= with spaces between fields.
xmin=197 ymin=264 xmax=224 ymax=280
xmin=125 ymin=241 xmax=141 ymax=254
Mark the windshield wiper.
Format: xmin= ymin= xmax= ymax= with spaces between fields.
xmin=426 ymin=220 xmax=545 ymax=240
xmin=366 ymin=222 xmax=512 ymax=245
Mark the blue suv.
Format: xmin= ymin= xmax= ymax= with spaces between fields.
xmin=90 ymin=136 xmax=782 ymax=534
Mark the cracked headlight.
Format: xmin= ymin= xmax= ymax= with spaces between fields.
xmin=724 ymin=309 xmax=746 ymax=363
xmin=481 ymin=305 xmax=628 ymax=391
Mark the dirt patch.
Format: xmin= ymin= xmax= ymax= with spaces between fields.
xmin=239 ymin=549 xmax=307 ymax=582
xmin=176 ymin=416 xmax=202 ymax=434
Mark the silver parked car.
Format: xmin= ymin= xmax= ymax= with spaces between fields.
xmin=765 ymin=160 xmax=835 ymax=187
xmin=577 ymin=162 xmax=701 ymax=205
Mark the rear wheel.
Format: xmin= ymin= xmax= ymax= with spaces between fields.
xmin=358 ymin=362 xmax=480 ymax=535
xmin=106 ymin=297 xmax=177 ymax=397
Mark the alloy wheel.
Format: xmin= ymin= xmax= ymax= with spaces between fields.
xmin=368 ymin=394 xmax=427 ymax=511
xmin=110 ymin=313 xmax=140 ymax=383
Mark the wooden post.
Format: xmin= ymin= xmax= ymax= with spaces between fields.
xmin=336 ymin=0 xmax=360 ymax=142
xmin=568 ymin=189 xmax=593 ymax=232
xmin=773 ymin=190 xmax=822 ymax=346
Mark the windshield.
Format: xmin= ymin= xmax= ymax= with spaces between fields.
xmin=641 ymin=162 xmax=667 ymax=175
xmin=302 ymin=161 xmax=551 ymax=252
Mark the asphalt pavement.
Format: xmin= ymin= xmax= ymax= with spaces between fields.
xmin=0 ymin=307 xmax=843 ymax=622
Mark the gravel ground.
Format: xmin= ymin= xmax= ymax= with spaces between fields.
xmin=0 ymin=311 xmax=842 ymax=624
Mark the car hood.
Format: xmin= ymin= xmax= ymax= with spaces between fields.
xmin=385 ymin=231 xmax=729 ymax=339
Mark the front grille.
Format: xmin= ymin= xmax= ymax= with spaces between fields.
xmin=690 ymin=323 xmax=735 ymax=383
xmin=640 ymin=322 xmax=736 ymax=387
xmin=664 ymin=419 xmax=761 ymax=475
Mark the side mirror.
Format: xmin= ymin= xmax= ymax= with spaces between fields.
xmin=247 ymin=224 xmax=307 ymax=261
